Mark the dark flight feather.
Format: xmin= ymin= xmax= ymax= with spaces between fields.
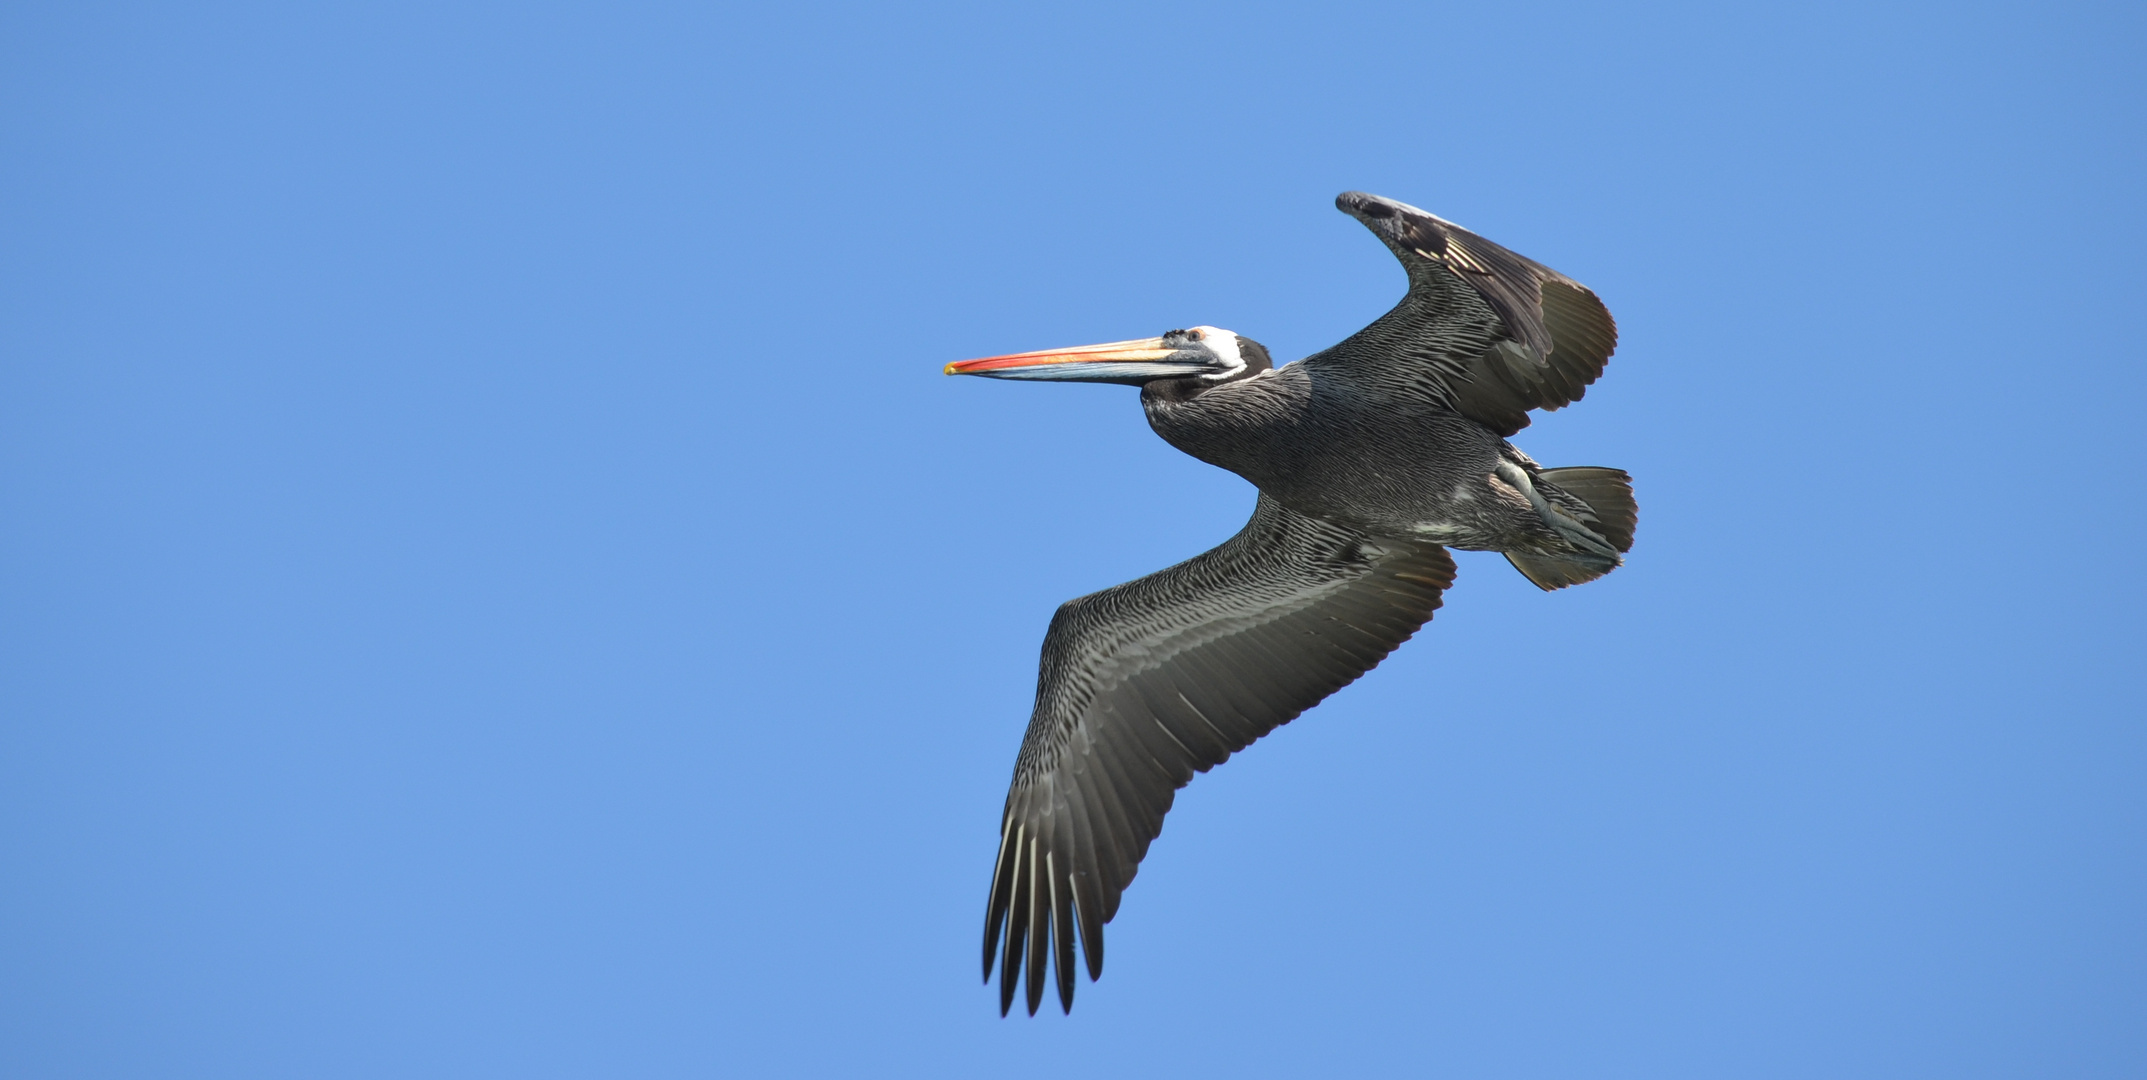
xmin=1326 ymin=191 xmax=1619 ymax=436
xmin=980 ymin=496 xmax=1456 ymax=1009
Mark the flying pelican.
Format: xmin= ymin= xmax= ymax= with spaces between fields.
xmin=945 ymin=191 xmax=1635 ymax=1016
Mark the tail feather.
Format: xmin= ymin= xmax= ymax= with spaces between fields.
xmin=1504 ymin=550 xmax=1616 ymax=590
xmin=1504 ymin=467 xmax=1637 ymax=591
xmin=1538 ymin=467 xmax=1636 ymax=553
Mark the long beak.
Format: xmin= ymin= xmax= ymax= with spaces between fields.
xmin=943 ymin=337 xmax=1204 ymax=383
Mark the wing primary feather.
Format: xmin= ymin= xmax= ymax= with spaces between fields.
xmin=982 ymin=816 xmax=1019 ymax=982
xmin=1072 ymin=868 xmax=1105 ymax=981
xmin=1071 ymin=742 xmax=1138 ymax=887
xmin=1047 ymin=851 xmax=1076 ymax=1013
xmin=1056 ymin=779 xmax=1110 ymax=964
xmin=1088 ymin=742 xmax=1155 ymax=899
xmin=1090 ymin=724 xmax=1173 ymax=892
xmin=998 ymin=824 xmax=1028 ymax=1017
xmin=1024 ymin=833 xmax=1047 ymax=1016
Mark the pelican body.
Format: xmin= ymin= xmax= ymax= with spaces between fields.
xmin=947 ymin=192 xmax=1636 ymax=1015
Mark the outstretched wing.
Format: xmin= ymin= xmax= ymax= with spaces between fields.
xmin=984 ymin=496 xmax=1456 ymax=1015
xmin=1312 ymin=191 xmax=1619 ymax=436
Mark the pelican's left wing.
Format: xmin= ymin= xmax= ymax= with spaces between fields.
xmin=983 ymin=495 xmax=1455 ymax=1015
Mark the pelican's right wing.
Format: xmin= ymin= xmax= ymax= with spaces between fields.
xmin=1311 ymin=191 xmax=1619 ymax=436
xmin=983 ymin=496 xmax=1455 ymax=1015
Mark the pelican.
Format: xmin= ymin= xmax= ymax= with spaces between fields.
xmin=946 ymin=192 xmax=1635 ymax=1016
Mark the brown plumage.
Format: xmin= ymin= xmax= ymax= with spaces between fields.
xmin=946 ymin=192 xmax=1636 ymax=1013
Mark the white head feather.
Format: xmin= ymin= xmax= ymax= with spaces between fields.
xmin=1187 ymin=325 xmax=1245 ymax=381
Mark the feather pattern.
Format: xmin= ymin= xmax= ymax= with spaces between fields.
xmin=981 ymin=495 xmax=1456 ymax=1012
xmin=1323 ymin=191 xmax=1619 ymax=437
xmin=967 ymin=191 xmax=1633 ymax=1015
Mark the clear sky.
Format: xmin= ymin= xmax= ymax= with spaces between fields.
xmin=3 ymin=2 xmax=2142 ymax=1076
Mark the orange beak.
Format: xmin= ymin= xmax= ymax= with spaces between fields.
xmin=943 ymin=337 xmax=1199 ymax=383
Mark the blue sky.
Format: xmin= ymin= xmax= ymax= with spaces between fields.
xmin=3 ymin=1 xmax=2142 ymax=1076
